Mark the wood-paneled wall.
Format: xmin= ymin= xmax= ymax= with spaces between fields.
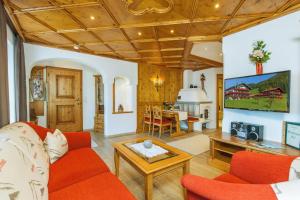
xmin=137 ymin=63 xmax=183 ymax=132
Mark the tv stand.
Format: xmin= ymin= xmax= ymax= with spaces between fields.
xmin=209 ymin=132 xmax=300 ymax=172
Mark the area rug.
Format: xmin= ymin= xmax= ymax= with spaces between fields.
xmin=167 ymin=134 xmax=210 ymax=155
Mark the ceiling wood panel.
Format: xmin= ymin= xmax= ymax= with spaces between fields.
xmin=10 ymin=0 xmax=51 ymax=9
xmin=160 ymin=40 xmax=185 ymax=49
xmin=4 ymin=0 xmax=300 ymax=69
xmin=64 ymin=32 xmax=100 ymax=43
xmin=108 ymin=42 xmax=136 ymax=51
xmin=124 ymin=27 xmax=155 ymax=40
xmin=85 ymin=44 xmax=111 ymax=52
xmin=30 ymin=10 xmax=82 ymax=30
xmin=195 ymin=0 xmax=241 ymax=18
xmin=157 ymin=24 xmax=188 ymax=38
xmin=189 ymin=21 xmax=225 ymax=36
xmin=134 ymin=42 xmax=160 ymax=51
xmin=16 ymin=14 xmax=50 ymax=32
xmin=55 ymin=0 xmax=96 ymax=5
xmin=93 ymin=29 xmax=127 ymax=41
xmin=66 ymin=6 xmax=116 ymax=28
xmin=237 ymin=0 xmax=290 ymax=15
xmin=33 ymin=32 xmax=71 ymax=44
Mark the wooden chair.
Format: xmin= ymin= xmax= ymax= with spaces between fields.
xmin=142 ymin=105 xmax=152 ymax=134
xmin=152 ymin=106 xmax=172 ymax=138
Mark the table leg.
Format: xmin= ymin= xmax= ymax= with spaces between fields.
xmin=145 ymin=174 xmax=153 ymax=200
xmin=114 ymin=148 xmax=120 ymax=177
xmin=183 ymin=161 xmax=190 ymax=200
xmin=183 ymin=161 xmax=190 ymax=174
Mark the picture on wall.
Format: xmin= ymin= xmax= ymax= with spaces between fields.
xmin=285 ymin=122 xmax=300 ymax=150
xmin=29 ymin=78 xmax=46 ymax=101
xmin=224 ymin=70 xmax=290 ymax=112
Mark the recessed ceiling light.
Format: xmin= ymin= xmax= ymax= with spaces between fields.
xmin=138 ymin=32 xmax=142 ymax=36
xmin=215 ymin=3 xmax=220 ymax=9
xmin=90 ymin=16 xmax=95 ymax=20
xmin=170 ymin=29 xmax=174 ymax=34
xmin=73 ymin=44 xmax=80 ymax=50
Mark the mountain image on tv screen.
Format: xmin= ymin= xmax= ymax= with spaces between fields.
xmin=224 ymin=71 xmax=290 ymax=112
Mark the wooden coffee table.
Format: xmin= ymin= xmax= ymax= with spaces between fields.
xmin=113 ymin=137 xmax=193 ymax=200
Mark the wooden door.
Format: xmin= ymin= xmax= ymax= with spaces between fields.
xmin=47 ymin=67 xmax=82 ymax=132
xmin=216 ymin=74 xmax=224 ymax=128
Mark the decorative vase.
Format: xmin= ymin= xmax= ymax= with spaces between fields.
xmin=256 ymin=63 xmax=263 ymax=75
xmin=143 ymin=140 xmax=153 ymax=149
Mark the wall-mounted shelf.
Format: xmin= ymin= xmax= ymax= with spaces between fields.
xmin=112 ymin=111 xmax=134 ymax=114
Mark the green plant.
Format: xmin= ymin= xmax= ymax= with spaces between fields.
xmin=249 ymin=41 xmax=271 ymax=63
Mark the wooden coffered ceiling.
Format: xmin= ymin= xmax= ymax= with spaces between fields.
xmin=3 ymin=0 xmax=300 ymax=70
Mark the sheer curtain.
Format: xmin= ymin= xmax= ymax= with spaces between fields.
xmin=0 ymin=1 xmax=9 ymax=127
xmin=15 ymin=35 xmax=27 ymax=121
xmin=0 ymin=1 xmax=27 ymax=127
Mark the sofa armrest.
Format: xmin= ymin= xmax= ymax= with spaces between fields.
xmin=63 ymin=131 xmax=91 ymax=151
xmin=181 ymin=174 xmax=277 ymax=200
xmin=230 ymin=151 xmax=296 ymax=184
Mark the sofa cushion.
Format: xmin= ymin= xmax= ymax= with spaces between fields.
xmin=25 ymin=122 xmax=53 ymax=141
xmin=49 ymin=172 xmax=136 ymax=200
xmin=44 ymin=129 xmax=68 ymax=164
xmin=214 ymin=173 xmax=250 ymax=184
xmin=48 ymin=148 xmax=109 ymax=192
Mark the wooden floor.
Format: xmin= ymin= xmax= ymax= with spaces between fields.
xmin=91 ymin=130 xmax=224 ymax=200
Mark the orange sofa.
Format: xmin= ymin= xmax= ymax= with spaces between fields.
xmin=181 ymin=151 xmax=296 ymax=200
xmin=27 ymin=122 xmax=136 ymax=200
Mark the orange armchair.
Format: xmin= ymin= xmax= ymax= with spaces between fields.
xmin=182 ymin=151 xmax=296 ymax=200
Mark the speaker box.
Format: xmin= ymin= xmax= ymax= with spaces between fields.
xmin=230 ymin=122 xmax=264 ymax=141
xmin=230 ymin=122 xmax=244 ymax=136
xmin=246 ymin=124 xmax=264 ymax=141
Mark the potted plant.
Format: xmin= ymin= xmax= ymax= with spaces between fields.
xmin=249 ymin=41 xmax=271 ymax=74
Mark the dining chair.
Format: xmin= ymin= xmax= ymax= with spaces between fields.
xmin=142 ymin=105 xmax=152 ymax=134
xmin=152 ymin=106 xmax=172 ymax=138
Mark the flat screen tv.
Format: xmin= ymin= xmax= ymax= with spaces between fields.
xmin=224 ymin=70 xmax=290 ymax=113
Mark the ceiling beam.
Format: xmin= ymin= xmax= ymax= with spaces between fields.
xmin=220 ymin=0 xmax=246 ymax=33
xmin=181 ymin=0 xmax=199 ymax=66
xmin=13 ymin=1 xmax=102 ymax=14
xmin=3 ymin=0 xmax=24 ymax=39
xmin=187 ymin=55 xmax=223 ymax=67
xmin=152 ymin=26 xmax=163 ymax=63
xmin=15 ymin=13 xmax=272 ymax=34
xmin=275 ymin=0 xmax=298 ymax=13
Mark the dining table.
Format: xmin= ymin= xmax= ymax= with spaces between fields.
xmin=162 ymin=110 xmax=188 ymax=137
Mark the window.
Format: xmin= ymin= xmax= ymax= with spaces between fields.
xmin=7 ymin=25 xmax=16 ymax=123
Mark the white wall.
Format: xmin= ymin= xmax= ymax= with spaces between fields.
xmin=222 ymin=11 xmax=300 ymax=142
xmin=183 ymin=68 xmax=223 ymax=128
xmin=24 ymin=43 xmax=138 ymax=136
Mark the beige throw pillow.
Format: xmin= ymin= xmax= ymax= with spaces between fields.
xmin=0 ymin=140 xmax=48 ymax=200
xmin=0 ymin=122 xmax=50 ymax=184
xmin=44 ymin=129 xmax=68 ymax=164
